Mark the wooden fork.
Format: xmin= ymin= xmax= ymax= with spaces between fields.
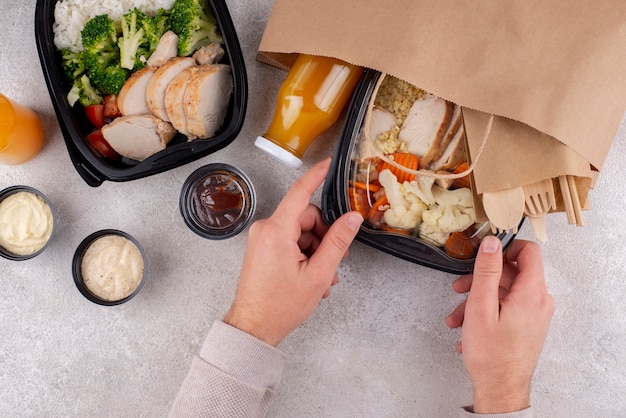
xmin=522 ymin=179 xmax=556 ymax=242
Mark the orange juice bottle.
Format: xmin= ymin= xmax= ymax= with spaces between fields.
xmin=255 ymin=55 xmax=363 ymax=168
xmin=0 ymin=94 xmax=44 ymax=165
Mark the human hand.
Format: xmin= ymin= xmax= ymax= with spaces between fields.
xmin=445 ymin=236 xmax=556 ymax=414
xmin=223 ymin=158 xmax=364 ymax=347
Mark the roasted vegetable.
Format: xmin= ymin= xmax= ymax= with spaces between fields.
xmin=452 ymin=162 xmax=471 ymax=189
xmin=444 ymin=225 xmax=481 ymax=259
xmin=377 ymin=152 xmax=419 ymax=183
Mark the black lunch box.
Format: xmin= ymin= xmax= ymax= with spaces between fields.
xmin=322 ymin=69 xmax=521 ymax=274
xmin=35 ymin=0 xmax=247 ymax=187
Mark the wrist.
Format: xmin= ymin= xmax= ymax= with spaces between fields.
xmin=223 ymin=308 xmax=282 ymax=347
xmin=472 ymin=381 xmax=530 ymax=414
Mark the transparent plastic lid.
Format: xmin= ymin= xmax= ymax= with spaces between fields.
xmin=322 ymin=69 xmax=521 ymax=274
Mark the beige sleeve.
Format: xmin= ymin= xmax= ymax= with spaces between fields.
xmin=460 ymin=406 xmax=534 ymax=418
xmin=170 ymin=320 xmax=286 ymax=418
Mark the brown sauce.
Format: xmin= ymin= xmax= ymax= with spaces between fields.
xmin=191 ymin=173 xmax=244 ymax=229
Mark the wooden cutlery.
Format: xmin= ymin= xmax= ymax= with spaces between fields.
xmin=482 ymin=186 xmax=525 ymax=234
xmin=522 ymin=179 xmax=556 ymax=242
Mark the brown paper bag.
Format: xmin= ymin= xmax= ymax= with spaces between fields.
xmin=462 ymin=108 xmax=594 ymax=221
xmin=257 ymin=0 xmax=626 ymax=213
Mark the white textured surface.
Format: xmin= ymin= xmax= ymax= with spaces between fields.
xmin=1 ymin=1 xmax=625 ymax=416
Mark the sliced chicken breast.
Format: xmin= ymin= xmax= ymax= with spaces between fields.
xmin=117 ymin=66 xmax=155 ymax=116
xmin=432 ymin=103 xmax=462 ymax=162
xmin=146 ymin=31 xmax=179 ymax=68
xmin=101 ymin=115 xmax=176 ymax=161
xmin=192 ymin=42 xmax=225 ymax=65
xmin=183 ymin=64 xmax=233 ymax=139
xmin=429 ymin=127 xmax=467 ymax=172
xmin=146 ymin=57 xmax=195 ymax=121
xmin=164 ymin=66 xmax=199 ymax=138
xmin=399 ymin=94 xmax=453 ymax=168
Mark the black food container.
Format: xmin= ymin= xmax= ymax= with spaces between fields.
xmin=34 ymin=0 xmax=247 ymax=187
xmin=72 ymin=229 xmax=147 ymax=306
xmin=322 ymin=69 xmax=521 ymax=275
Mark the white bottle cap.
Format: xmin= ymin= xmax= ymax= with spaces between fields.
xmin=255 ymin=136 xmax=303 ymax=169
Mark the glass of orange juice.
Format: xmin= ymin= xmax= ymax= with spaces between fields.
xmin=0 ymin=93 xmax=45 ymax=165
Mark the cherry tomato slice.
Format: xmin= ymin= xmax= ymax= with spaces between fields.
xmin=84 ymin=104 xmax=105 ymax=128
xmin=86 ymin=129 xmax=120 ymax=160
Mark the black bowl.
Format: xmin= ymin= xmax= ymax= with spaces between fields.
xmin=34 ymin=0 xmax=248 ymax=186
xmin=0 ymin=186 xmax=55 ymax=261
xmin=322 ymin=69 xmax=522 ymax=275
xmin=72 ymin=229 xmax=147 ymax=306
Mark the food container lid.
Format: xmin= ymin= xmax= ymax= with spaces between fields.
xmin=322 ymin=69 xmax=521 ymax=275
xmin=179 ymin=163 xmax=256 ymax=240
xmin=255 ymin=136 xmax=303 ymax=169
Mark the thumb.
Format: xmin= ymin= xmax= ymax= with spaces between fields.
xmin=466 ymin=236 xmax=503 ymax=322
xmin=309 ymin=212 xmax=363 ymax=278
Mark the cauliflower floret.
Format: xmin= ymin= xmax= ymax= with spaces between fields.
xmin=419 ymin=186 xmax=475 ymax=246
xmin=378 ymin=169 xmax=428 ymax=230
xmin=378 ymin=169 xmax=406 ymax=209
xmin=383 ymin=205 xmax=421 ymax=229
xmin=433 ymin=185 xmax=474 ymax=208
xmin=419 ymin=222 xmax=451 ymax=246
xmin=403 ymin=173 xmax=437 ymax=205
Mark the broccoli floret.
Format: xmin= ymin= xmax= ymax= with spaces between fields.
xmin=81 ymin=14 xmax=129 ymax=95
xmin=89 ymin=64 xmax=129 ymax=95
xmin=118 ymin=8 xmax=149 ymax=70
xmin=143 ymin=8 xmax=171 ymax=51
xmin=83 ymin=42 xmax=129 ymax=95
xmin=67 ymin=74 xmax=103 ymax=107
xmin=131 ymin=9 xmax=172 ymax=70
xmin=170 ymin=0 xmax=222 ymax=57
xmin=81 ymin=14 xmax=117 ymax=53
xmin=61 ymin=49 xmax=85 ymax=80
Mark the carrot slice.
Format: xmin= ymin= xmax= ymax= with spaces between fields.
xmin=378 ymin=153 xmax=419 ymax=183
xmin=349 ymin=180 xmax=380 ymax=193
xmin=366 ymin=196 xmax=388 ymax=222
xmin=452 ymin=162 xmax=471 ymax=189
xmin=349 ymin=187 xmax=371 ymax=219
xmin=380 ymin=226 xmax=411 ymax=235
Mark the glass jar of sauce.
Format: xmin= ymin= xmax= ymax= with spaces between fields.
xmin=179 ymin=163 xmax=256 ymax=239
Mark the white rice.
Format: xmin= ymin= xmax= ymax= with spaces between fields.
xmin=53 ymin=0 xmax=176 ymax=52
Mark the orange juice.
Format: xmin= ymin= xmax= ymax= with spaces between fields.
xmin=255 ymin=55 xmax=363 ymax=168
xmin=0 ymin=94 xmax=44 ymax=165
